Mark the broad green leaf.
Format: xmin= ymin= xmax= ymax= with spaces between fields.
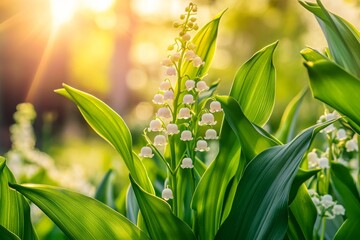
xmin=192 ymin=122 xmax=241 ymax=240
xmin=129 ymin=176 xmax=196 ymax=240
xmin=300 ymin=0 xmax=360 ymax=77
xmin=192 ymin=96 xmax=278 ymax=240
xmin=181 ymin=10 xmax=226 ymax=79
xmin=126 ymin=185 xmax=139 ymax=224
xmin=95 ymin=169 xmax=116 ymax=209
xmin=276 ymin=88 xmax=308 ymax=143
xmin=303 ymin=59 xmax=360 ymax=134
xmin=289 ymin=168 xmax=320 ymax=203
xmin=334 ymin=218 xmax=360 ymax=240
xmin=56 ymin=85 xmax=154 ymax=194
xmin=288 ymin=185 xmax=317 ymax=240
xmin=215 ymin=123 xmax=327 ymax=240
xmin=0 ymin=157 xmax=37 ymax=240
xmin=229 ymin=41 xmax=278 ymax=126
xmin=217 ymin=95 xmax=279 ymax=161
xmin=10 ymin=183 xmax=150 ymax=240
xmin=0 ymin=225 xmax=21 ymax=240
xmin=300 ymin=47 xmax=327 ymax=62
xmin=331 ymin=162 xmax=360 ymax=218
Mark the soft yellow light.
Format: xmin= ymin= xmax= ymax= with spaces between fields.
xmin=83 ymin=0 xmax=114 ymax=13
xmin=131 ymin=0 xmax=162 ymax=16
xmin=50 ymin=0 xmax=77 ymax=27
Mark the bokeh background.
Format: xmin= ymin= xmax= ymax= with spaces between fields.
xmin=0 ymin=0 xmax=359 ymax=237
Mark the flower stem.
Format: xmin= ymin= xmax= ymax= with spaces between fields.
xmin=320 ymin=217 xmax=327 ymax=240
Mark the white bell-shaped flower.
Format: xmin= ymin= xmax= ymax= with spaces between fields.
xmin=182 ymin=33 xmax=191 ymax=42
xmin=166 ymin=123 xmax=179 ymax=135
xmin=204 ymin=129 xmax=218 ymax=140
xmin=166 ymin=66 xmax=176 ymax=76
xmin=161 ymin=58 xmax=173 ymax=67
xmin=148 ymin=119 xmax=163 ymax=132
xmin=185 ymin=80 xmax=195 ymax=91
xmin=170 ymin=52 xmax=181 ymax=62
xmin=193 ymin=56 xmax=204 ymax=67
xmin=336 ymin=129 xmax=347 ymax=141
xmin=159 ymin=81 xmax=171 ymax=91
xmin=157 ymin=107 xmax=172 ymax=119
xmin=185 ymin=50 xmax=196 ymax=61
xmin=164 ymin=90 xmax=174 ymax=101
xmin=199 ymin=113 xmax=216 ymax=126
xmin=139 ymin=146 xmax=154 ymax=158
xmin=153 ymin=94 xmax=164 ymax=105
xmin=183 ymin=94 xmax=195 ymax=104
xmin=210 ymin=101 xmax=222 ymax=113
xmin=318 ymin=157 xmax=330 ymax=169
xmin=178 ymin=108 xmax=191 ymax=119
xmin=180 ymin=130 xmax=193 ymax=141
xmin=195 ymin=81 xmax=209 ymax=92
xmin=320 ymin=194 xmax=335 ymax=208
xmin=181 ymin=157 xmax=194 ymax=169
xmin=307 ymin=151 xmax=319 ymax=169
xmin=162 ymin=188 xmax=173 ymax=200
xmin=332 ymin=204 xmax=345 ymax=216
xmin=154 ymin=135 xmax=167 ymax=146
xmin=345 ymin=139 xmax=358 ymax=152
xmin=195 ymin=140 xmax=210 ymax=152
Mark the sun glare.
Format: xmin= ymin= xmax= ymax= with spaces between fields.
xmin=50 ymin=0 xmax=77 ymax=27
xmin=84 ymin=0 xmax=115 ymax=13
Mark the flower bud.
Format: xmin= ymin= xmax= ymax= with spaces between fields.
xmin=162 ymin=188 xmax=173 ymax=200
xmin=182 ymin=33 xmax=191 ymax=42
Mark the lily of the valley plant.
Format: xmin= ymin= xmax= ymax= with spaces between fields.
xmin=1 ymin=0 xmax=360 ymax=239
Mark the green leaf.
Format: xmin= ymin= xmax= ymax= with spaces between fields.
xmin=276 ymin=88 xmax=308 ymax=143
xmin=289 ymin=168 xmax=320 ymax=203
xmin=191 ymin=122 xmax=241 ymax=240
xmin=300 ymin=0 xmax=360 ymax=77
xmin=0 ymin=157 xmax=38 ymax=240
xmin=288 ymin=185 xmax=317 ymax=240
xmin=129 ymin=176 xmax=196 ymax=240
xmin=217 ymin=95 xmax=279 ymax=161
xmin=334 ymin=219 xmax=360 ymax=240
xmin=300 ymin=47 xmax=327 ymax=62
xmin=181 ymin=9 xmax=226 ymax=79
xmin=303 ymin=59 xmax=360 ymax=134
xmin=0 ymin=225 xmax=21 ymax=240
xmin=56 ymin=85 xmax=154 ymax=194
xmin=215 ymin=123 xmax=326 ymax=240
xmin=10 ymin=183 xmax=150 ymax=240
xmin=331 ymin=162 xmax=360 ymax=218
xmin=192 ymin=96 xmax=279 ymax=240
xmin=95 ymin=169 xmax=116 ymax=209
xmin=229 ymin=41 xmax=278 ymax=126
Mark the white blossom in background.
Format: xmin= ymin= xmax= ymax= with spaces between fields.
xmin=182 ymin=33 xmax=191 ymax=41
xmin=185 ymin=50 xmax=196 ymax=60
xmin=180 ymin=157 xmax=194 ymax=169
xmin=309 ymin=191 xmax=345 ymax=219
xmin=162 ymin=188 xmax=173 ymax=200
xmin=307 ymin=151 xmax=319 ymax=169
xmin=139 ymin=147 xmax=154 ymax=158
xmin=317 ymin=110 xmax=339 ymax=134
xmin=336 ymin=129 xmax=347 ymax=141
xmin=195 ymin=140 xmax=210 ymax=152
xmin=210 ymin=101 xmax=222 ymax=113
xmin=180 ymin=130 xmax=193 ymax=141
xmin=166 ymin=123 xmax=180 ymax=135
xmin=161 ymin=58 xmax=173 ymax=67
xmin=170 ymin=52 xmax=181 ymax=62
xmin=332 ymin=204 xmax=346 ymax=215
xmin=318 ymin=157 xmax=330 ymax=169
xmin=345 ymin=138 xmax=358 ymax=152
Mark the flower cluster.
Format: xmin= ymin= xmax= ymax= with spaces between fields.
xmin=137 ymin=2 xmax=223 ymax=201
xmin=309 ymin=190 xmax=345 ymax=219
